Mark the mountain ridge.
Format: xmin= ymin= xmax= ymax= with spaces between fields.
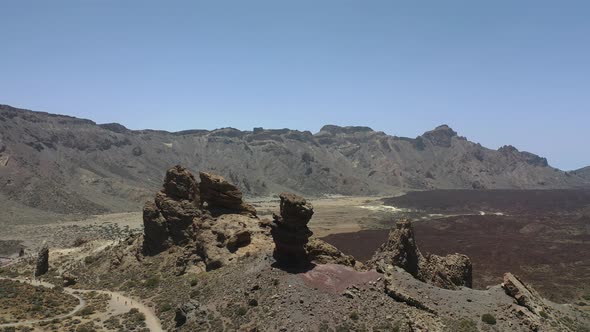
xmin=0 ymin=104 xmax=588 ymax=215
xmin=573 ymin=165 xmax=590 ymax=179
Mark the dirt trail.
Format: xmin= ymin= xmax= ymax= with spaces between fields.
xmin=0 ymin=277 xmax=163 ymax=332
xmin=82 ymin=289 xmax=164 ymax=332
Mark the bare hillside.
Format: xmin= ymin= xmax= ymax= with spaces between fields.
xmin=573 ymin=166 xmax=590 ymax=181
xmin=0 ymin=104 xmax=587 ymax=215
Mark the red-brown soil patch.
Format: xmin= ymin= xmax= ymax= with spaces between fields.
xmin=299 ymin=264 xmax=381 ymax=294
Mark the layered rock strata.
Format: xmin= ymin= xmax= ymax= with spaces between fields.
xmin=199 ymin=172 xmax=256 ymax=216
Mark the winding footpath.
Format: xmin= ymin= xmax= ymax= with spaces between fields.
xmin=0 ymin=277 xmax=163 ymax=332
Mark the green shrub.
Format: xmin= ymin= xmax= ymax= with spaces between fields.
xmin=160 ymin=303 xmax=172 ymax=312
xmin=539 ymin=311 xmax=549 ymax=319
xmin=30 ymin=304 xmax=43 ymax=312
xmin=236 ymin=306 xmax=247 ymax=316
xmin=349 ymin=312 xmax=359 ymax=321
xmin=145 ymin=276 xmax=159 ymax=289
xmin=189 ymin=289 xmax=200 ymax=298
xmin=79 ymin=307 xmax=94 ymax=316
xmin=481 ymin=313 xmax=496 ymax=325
xmin=190 ymin=278 xmax=198 ymax=287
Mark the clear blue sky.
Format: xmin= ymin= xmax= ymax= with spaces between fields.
xmin=1 ymin=1 xmax=589 ymax=170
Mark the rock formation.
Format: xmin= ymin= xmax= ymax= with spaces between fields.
xmin=501 ymin=273 xmax=554 ymax=331
xmin=502 ymin=273 xmax=547 ymax=316
xmin=369 ymin=220 xmax=422 ymax=276
xmin=143 ymin=165 xmax=200 ymax=255
xmin=142 ymin=165 xmax=268 ymax=272
xmin=62 ymin=271 xmax=77 ymax=287
xmin=34 ymin=242 xmax=49 ymax=277
xmin=199 ymin=172 xmax=256 ymax=216
xmin=304 ymin=238 xmax=357 ymax=268
xmin=368 ymin=219 xmax=472 ymax=290
xmin=270 ymin=193 xmax=314 ymax=266
xmin=420 ymin=253 xmax=472 ymax=289
xmin=163 ymin=165 xmax=200 ymax=204
xmin=175 ymin=300 xmax=207 ymax=328
xmin=194 ymin=213 xmax=266 ymax=271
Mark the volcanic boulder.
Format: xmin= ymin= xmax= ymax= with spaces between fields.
xmin=304 ymin=238 xmax=357 ymax=268
xmin=368 ymin=219 xmax=472 ymax=289
xmin=270 ymin=193 xmax=314 ymax=266
xmin=199 ymin=172 xmax=256 ymax=216
xmin=143 ymin=165 xmax=201 ymax=255
xmin=62 ymin=271 xmax=77 ymax=287
xmin=34 ymin=243 xmax=49 ymax=277
xmin=420 ymin=253 xmax=472 ymax=289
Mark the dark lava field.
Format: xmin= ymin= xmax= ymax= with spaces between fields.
xmin=322 ymin=189 xmax=590 ymax=303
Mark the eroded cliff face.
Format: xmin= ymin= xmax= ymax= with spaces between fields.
xmin=1 ymin=104 xmax=586 ymax=216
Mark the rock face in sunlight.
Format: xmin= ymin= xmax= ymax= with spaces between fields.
xmin=368 ymin=219 xmax=472 ymax=290
xmin=304 ymin=238 xmax=357 ymax=268
xmin=163 ymin=165 xmax=200 ymax=204
xmin=141 ymin=165 xmax=268 ymax=272
xmin=143 ymin=165 xmax=201 ymax=255
xmin=199 ymin=172 xmax=256 ymax=216
xmin=270 ymin=193 xmax=314 ymax=266
xmin=34 ymin=242 xmax=49 ymax=277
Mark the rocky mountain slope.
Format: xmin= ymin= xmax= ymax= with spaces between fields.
xmin=0 ymin=104 xmax=587 ymax=215
xmin=573 ymin=166 xmax=590 ymax=181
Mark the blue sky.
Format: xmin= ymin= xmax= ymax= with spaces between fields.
xmin=1 ymin=1 xmax=589 ymax=170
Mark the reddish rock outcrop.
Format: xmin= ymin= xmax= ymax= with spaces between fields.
xmin=199 ymin=172 xmax=256 ymax=216
xmin=270 ymin=193 xmax=314 ymax=266
xmin=368 ymin=219 xmax=472 ymax=290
